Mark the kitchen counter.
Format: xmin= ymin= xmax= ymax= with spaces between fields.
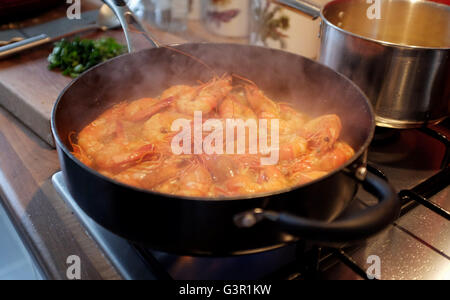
xmin=0 ymin=104 xmax=120 ymax=279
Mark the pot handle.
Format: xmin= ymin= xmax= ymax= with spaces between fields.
xmin=274 ymin=0 xmax=322 ymax=19
xmin=234 ymin=168 xmax=400 ymax=243
xmin=102 ymin=0 xmax=159 ymax=52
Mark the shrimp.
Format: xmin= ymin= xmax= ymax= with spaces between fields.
xmin=153 ymin=160 xmax=214 ymax=197
xmin=222 ymin=174 xmax=261 ymax=196
xmin=160 ymin=85 xmax=197 ymax=108
xmin=286 ymin=141 xmax=354 ymax=176
xmin=176 ymin=163 xmax=214 ymax=197
xmin=312 ymin=141 xmax=355 ymax=172
xmin=287 ymin=143 xmax=354 ymax=184
xmin=179 ymin=75 xmax=232 ymax=115
xmin=73 ymin=75 xmax=356 ymax=197
xmin=162 ymin=76 xmax=232 ymax=115
xmin=244 ymin=84 xmax=279 ymax=119
xmin=76 ymin=100 xmax=170 ymax=172
xmin=257 ymin=165 xmax=289 ymax=193
xmin=77 ymin=103 xmax=156 ymax=171
xmin=144 ymin=111 xmax=193 ymax=145
xmin=70 ymin=132 xmax=93 ymax=167
xmin=223 ymin=164 xmax=288 ymax=195
xmin=219 ymin=94 xmax=257 ymax=120
xmin=94 ymin=142 xmax=158 ymax=172
xmin=279 ymin=103 xmax=308 ymax=135
xmin=279 ymin=134 xmax=308 ymax=161
xmin=123 ymin=97 xmax=174 ymax=122
xmin=299 ymin=114 xmax=342 ymax=154
xmin=200 ymin=155 xmax=239 ymax=182
xmin=201 ymin=154 xmax=265 ymax=196
xmin=114 ymin=155 xmax=193 ymax=189
xmin=77 ymin=103 xmax=127 ymax=159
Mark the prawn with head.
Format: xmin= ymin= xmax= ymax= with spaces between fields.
xmin=74 ymin=98 xmax=173 ymax=172
xmin=161 ymin=75 xmax=233 ymax=116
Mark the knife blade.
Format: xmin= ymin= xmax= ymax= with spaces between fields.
xmin=0 ymin=29 xmax=26 ymax=46
xmin=21 ymin=10 xmax=99 ymax=39
xmin=0 ymin=10 xmax=100 ymax=59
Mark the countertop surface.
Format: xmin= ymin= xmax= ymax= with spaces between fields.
xmin=0 ymin=1 xmax=246 ymax=280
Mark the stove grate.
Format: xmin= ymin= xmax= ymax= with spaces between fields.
xmin=330 ymin=126 xmax=450 ymax=280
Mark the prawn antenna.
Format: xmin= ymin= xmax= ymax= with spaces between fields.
xmin=231 ymin=73 xmax=258 ymax=87
xmin=161 ymin=45 xmax=217 ymax=77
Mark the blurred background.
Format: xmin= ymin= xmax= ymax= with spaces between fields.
xmin=1 ymin=0 xmax=448 ymax=59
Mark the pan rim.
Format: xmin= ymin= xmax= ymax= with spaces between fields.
xmin=51 ymin=43 xmax=376 ymax=202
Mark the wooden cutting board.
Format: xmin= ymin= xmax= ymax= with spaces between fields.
xmin=0 ymin=25 xmax=186 ymax=147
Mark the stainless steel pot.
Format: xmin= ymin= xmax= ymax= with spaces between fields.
xmin=277 ymin=0 xmax=450 ymax=128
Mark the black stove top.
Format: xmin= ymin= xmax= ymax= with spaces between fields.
xmin=52 ymin=124 xmax=450 ymax=280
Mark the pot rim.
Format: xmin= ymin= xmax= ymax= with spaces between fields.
xmin=321 ymin=0 xmax=450 ymax=51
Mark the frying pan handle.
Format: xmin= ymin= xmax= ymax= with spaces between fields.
xmin=274 ymin=0 xmax=322 ymax=19
xmin=102 ymin=0 xmax=159 ymax=52
xmin=234 ymin=169 xmax=400 ymax=244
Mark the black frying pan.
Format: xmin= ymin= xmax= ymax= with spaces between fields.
xmin=51 ymin=0 xmax=400 ymax=256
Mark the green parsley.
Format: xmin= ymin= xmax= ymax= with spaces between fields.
xmin=48 ymin=37 xmax=126 ymax=78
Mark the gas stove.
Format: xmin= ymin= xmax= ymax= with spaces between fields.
xmin=52 ymin=122 xmax=450 ymax=280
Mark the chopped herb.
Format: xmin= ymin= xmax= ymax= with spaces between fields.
xmin=48 ymin=37 xmax=126 ymax=78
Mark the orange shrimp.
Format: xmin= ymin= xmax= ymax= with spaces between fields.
xmin=144 ymin=111 xmax=193 ymax=145
xmin=223 ymin=164 xmax=288 ymax=196
xmin=257 ymin=165 xmax=289 ymax=193
xmin=70 ymin=133 xmax=94 ymax=168
xmin=222 ymin=174 xmax=261 ymax=196
xmin=123 ymin=97 xmax=174 ymax=122
xmin=279 ymin=103 xmax=308 ymax=135
xmin=244 ymin=84 xmax=279 ymax=119
xmin=219 ymin=94 xmax=257 ymax=120
xmin=279 ymin=134 xmax=308 ymax=161
xmin=161 ymin=76 xmax=232 ymax=115
xmin=77 ymin=103 xmax=127 ymax=159
xmin=200 ymin=154 xmax=239 ymax=182
xmin=114 ymin=155 xmax=193 ymax=189
xmin=287 ymin=143 xmax=354 ymax=185
xmin=76 ymin=101 xmax=168 ymax=172
xmin=176 ymin=163 xmax=214 ymax=197
xmin=312 ymin=141 xmax=355 ymax=172
xmin=160 ymin=85 xmax=197 ymax=107
xmin=74 ymin=74 xmax=356 ymax=197
xmin=94 ymin=142 xmax=158 ymax=172
xmin=286 ymin=141 xmax=354 ymax=176
xmin=299 ymin=114 xmax=342 ymax=154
